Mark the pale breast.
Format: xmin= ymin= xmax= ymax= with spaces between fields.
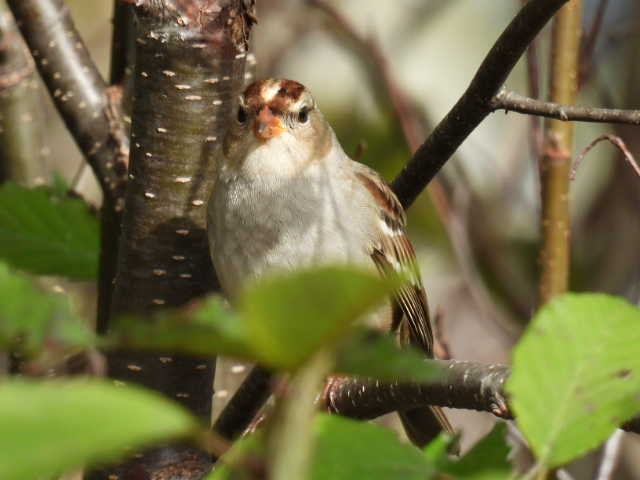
xmin=208 ymin=162 xmax=377 ymax=299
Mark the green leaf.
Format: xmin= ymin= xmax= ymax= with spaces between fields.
xmin=0 ymin=183 xmax=99 ymax=279
xmin=207 ymin=432 xmax=265 ymax=480
xmin=311 ymin=414 xmax=433 ymax=480
xmin=110 ymin=296 xmax=249 ymax=359
xmin=335 ymin=329 xmax=444 ymax=382
xmin=239 ymin=266 xmax=397 ymax=369
xmin=423 ymin=433 xmax=454 ymax=467
xmin=0 ymin=379 xmax=197 ymax=480
xmin=428 ymin=423 xmax=511 ymax=480
xmin=112 ymin=268 xmax=398 ymax=371
xmin=0 ymin=263 xmax=95 ymax=355
xmin=507 ymin=293 xmax=640 ymax=467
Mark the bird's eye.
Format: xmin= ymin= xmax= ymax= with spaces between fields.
xmin=237 ymin=106 xmax=248 ymax=124
xmin=297 ymin=107 xmax=310 ymax=124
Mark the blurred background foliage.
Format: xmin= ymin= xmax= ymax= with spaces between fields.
xmin=2 ymin=0 xmax=639 ymax=477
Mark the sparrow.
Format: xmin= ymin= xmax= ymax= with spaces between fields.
xmin=207 ymin=78 xmax=454 ymax=446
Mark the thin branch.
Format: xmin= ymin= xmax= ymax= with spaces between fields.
xmin=109 ymin=0 xmax=136 ymax=88
xmin=7 ymin=0 xmax=128 ymax=210
xmin=269 ymin=352 xmax=333 ymax=480
xmin=323 ymin=359 xmax=640 ymax=437
xmin=212 ymin=366 xmax=273 ymax=445
xmin=324 ymin=360 xmax=510 ymax=420
xmin=538 ymin=1 xmax=582 ymax=305
xmin=391 ymin=0 xmax=569 ymax=209
xmin=571 ymin=134 xmax=640 ymax=180
xmin=491 ymin=90 xmax=640 ymax=125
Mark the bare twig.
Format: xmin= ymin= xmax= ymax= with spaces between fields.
xmin=491 ymin=90 xmax=640 ymax=125
xmin=391 ymin=0 xmax=569 ymax=209
xmin=323 ymin=359 xmax=640 ymax=438
xmin=269 ymin=352 xmax=333 ymax=480
xmin=571 ymin=134 xmax=640 ymax=180
xmin=213 ymin=366 xmax=273 ymax=445
xmin=325 ymin=360 xmax=511 ymax=419
xmin=7 ymin=0 xmax=128 ymax=210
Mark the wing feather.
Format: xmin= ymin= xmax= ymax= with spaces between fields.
xmin=354 ymin=164 xmax=434 ymax=356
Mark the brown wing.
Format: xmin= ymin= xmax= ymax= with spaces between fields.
xmin=354 ymin=165 xmax=434 ymax=356
xmin=354 ymin=163 xmax=456 ymax=443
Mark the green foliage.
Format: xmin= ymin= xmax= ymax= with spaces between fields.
xmin=425 ymin=423 xmax=511 ymax=480
xmin=508 ymin=293 xmax=640 ymax=467
xmin=0 ymin=379 xmax=197 ymax=480
xmin=0 ymin=262 xmax=94 ymax=355
xmin=239 ymin=266 xmax=398 ymax=369
xmin=211 ymin=416 xmax=513 ymax=480
xmin=207 ymin=433 xmax=264 ymax=480
xmin=111 ymin=267 xmax=444 ymax=376
xmin=111 ymin=296 xmax=248 ymax=358
xmin=335 ymin=329 xmax=443 ymax=382
xmin=312 ymin=415 xmax=434 ymax=480
xmin=0 ymin=183 xmax=99 ymax=279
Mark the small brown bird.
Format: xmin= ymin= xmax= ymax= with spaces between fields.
xmin=207 ymin=78 xmax=453 ymax=446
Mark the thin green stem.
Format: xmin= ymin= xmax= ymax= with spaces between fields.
xmin=538 ymin=0 xmax=582 ymax=304
xmin=269 ymin=351 xmax=334 ymax=480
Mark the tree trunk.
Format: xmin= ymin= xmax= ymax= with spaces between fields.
xmin=92 ymin=1 xmax=255 ymax=479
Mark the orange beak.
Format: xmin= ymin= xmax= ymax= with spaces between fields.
xmin=254 ymin=106 xmax=284 ymax=140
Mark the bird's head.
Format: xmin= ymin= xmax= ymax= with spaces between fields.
xmin=222 ymin=79 xmax=334 ymax=171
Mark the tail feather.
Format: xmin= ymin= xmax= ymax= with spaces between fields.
xmin=399 ymin=406 xmax=458 ymax=453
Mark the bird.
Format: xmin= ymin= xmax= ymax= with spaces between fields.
xmin=207 ymin=78 xmax=454 ymax=447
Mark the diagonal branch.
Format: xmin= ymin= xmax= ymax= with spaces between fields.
xmin=391 ymin=0 xmax=569 ymax=209
xmin=490 ymin=89 xmax=640 ymax=125
xmin=213 ymin=366 xmax=273 ymax=444
xmin=7 ymin=0 xmax=128 ymax=210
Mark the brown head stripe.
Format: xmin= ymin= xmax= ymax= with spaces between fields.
xmin=243 ymin=79 xmax=307 ymax=115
